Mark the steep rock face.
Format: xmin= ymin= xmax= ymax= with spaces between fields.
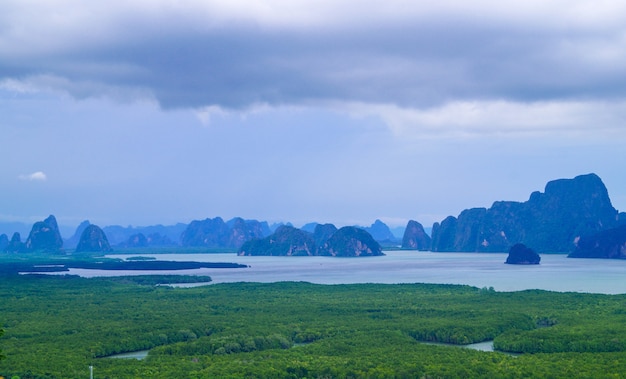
xmin=431 ymin=174 xmax=618 ymax=252
xmin=5 ymin=233 xmax=25 ymax=253
xmin=236 ymin=225 xmax=384 ymax=257
xmin=145 ymin=233 xmax=173 ymax=246
xmin=365 ymin=220 xmax=398 ymax=244
xmin=522 ymin=174 xmax=617 ymax=251
xmin=103 ymin=223 xmax=188 ymax=246
xmin=226 ymin=218 xmax=271 ymax=237
xmin=76 ymin=224 xmax=112 ymax=253
xmin=401 ymin=220 xmax=431 ymax=250
xmin=431 ymin=216 xmax=458 ymax=252
xmin=301 ymin=222 xmax=319 ymax=233
xmin=0 ymin=233 xmax=9 ymax=251
xmin=181 ymin=217 xmax=269 ymax=249
xmin=64 ymin=220 xmax=91 ymax=249
xmin=238 ymin=225 xmax=316 ymax=256
xmin=269 ymin=222 xmax=292 ymax=233
xmin=618 ymin=212 xmax=626 ymax=226
xmin=25 ymin=215 xmax=63 ymax=252
xmin=181 ymin=217 xmax=230 ymax=247
xmin=313 ymin=223 xmax=338 ymax=247
xmin=117 ymin=232 xmax=173 ymax=248
xmin=7 ymin=233 xmax=24 ymax=253
xmin=125 ymin=233 xmax=149 ymax=248
xmin=477 ymin=201 xmax=526 ymax=252
xmin=569 ymin=225 xmax=626 ymax=259
xmin=227 ymin=218 xmax=268 ymax=249
xmin=454 ymin=208 xmax=489 ymax=252
xmin=505 ymin=243 xmax=541 ymax=264
xmin=318 ymin=226 xmax=383 ymax=257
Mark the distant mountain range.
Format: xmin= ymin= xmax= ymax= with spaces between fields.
xmin=2 ymin=173 xmax=625 ymax=257
xmin=1 ymin=218 xmax=407 ymax=251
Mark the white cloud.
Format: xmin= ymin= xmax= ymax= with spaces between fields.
xmin=2 ymin=0 xmax=625 ymax=58
xmin=1 ymin=1 xmax=624 ymax=32
xmin=194 ymin=105 xmax=228 ymax=127
xmin=340 ymin=100 xmax=626 ymax=140
xmin=194 ymin=102 xmax=299 ymax=126
xmin=0 ymin=74 xmax=154 ymax=104
xmin=0 ymin=78 xmax=40 ymax=93
xmin=19 ymin=171 xmax=47 ymax=181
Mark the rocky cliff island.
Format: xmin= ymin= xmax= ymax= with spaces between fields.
xmin=505 ymin=243 xmax=541 ymax=264
xmin=25 ymin=215 xmax=64 ymax=253
xmin=76 ymin=224 xmax=112 ymax=253
xmin=430 ymin=173 xmax=618 ymax=253
xmin=317 ymin=226 xmax=383 ymax=257
xmin=239 ymin=225 xmax=382 ymax=257
xmin=569 ymin=225 xmax=626 ymax=259
xmin=401 ymin=220 xmax=432 ymax=251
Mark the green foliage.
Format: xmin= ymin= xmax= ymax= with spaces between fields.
xmin=0 ymin=327 xmax=4 ymax=361
xmin=408 ymin=310 xmax=535 ymax=344
xmin=152 ymin=333 xmax=292 ymax=356
xmin=1 ymin=276 xmax=626 ymax=378
xmin=125 ymin=256 xmax=157 ymax=261
xmin=0 ymin=256 xmax=242 ymax=275
xmin=104 ymin=275 xmax=213 ymax=286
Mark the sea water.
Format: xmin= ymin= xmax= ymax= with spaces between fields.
xmin=75 ymin=251 xmax=626 ymax=294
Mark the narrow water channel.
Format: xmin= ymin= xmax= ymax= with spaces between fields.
xmin=105 ymin=350 xmax=149 ymax=360
xmin=420 ymin=340 xmax=518 ymax=356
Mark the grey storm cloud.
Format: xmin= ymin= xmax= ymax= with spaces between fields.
xmin=2 ymin=1 xmax=626 ymax=229
xmin=1 ymin=1 xmax=626 ymax=110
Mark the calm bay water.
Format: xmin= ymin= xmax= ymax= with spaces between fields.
xmin=69 ymin=251 xmax=626 ymax=294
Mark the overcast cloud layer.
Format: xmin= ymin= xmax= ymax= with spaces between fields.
xmin=1 ymin=1 xmax=625 ymax=231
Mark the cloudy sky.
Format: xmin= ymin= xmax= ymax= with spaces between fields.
xmin=1 ymin=0 xmax=626 ymax=231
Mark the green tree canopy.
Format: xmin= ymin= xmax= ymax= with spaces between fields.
xmin=0 ymin=327 xmax=4 ymax=361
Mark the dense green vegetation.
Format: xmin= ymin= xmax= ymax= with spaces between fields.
xmin=98 ymin=275 xmax=213 ymax=286
xmin=0 ymin=327 xmax=4 ymax=362
xmin=1 ymin=275 xmax=626 ymax=378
